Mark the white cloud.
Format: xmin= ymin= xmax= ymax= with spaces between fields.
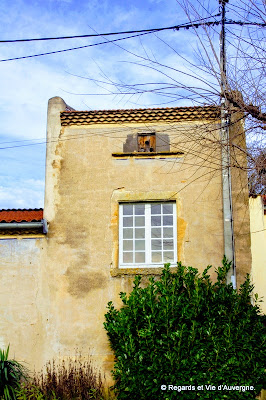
xmin=0 ymin=179 xmax=45 ymax=209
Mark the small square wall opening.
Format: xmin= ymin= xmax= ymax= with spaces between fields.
xmin=138 ymin=132 xmax=156 ymax=152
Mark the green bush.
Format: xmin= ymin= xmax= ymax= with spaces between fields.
xmin=15 ymin=383 xmax=58 ymax=400
xmin=0 ymin=345 xmax=29 ymax=400
xmin=104 ymin=258 xmax=266 ymax=399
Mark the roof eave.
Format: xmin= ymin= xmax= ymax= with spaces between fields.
xmin=0 ymin=219 xmax=48 ymax=234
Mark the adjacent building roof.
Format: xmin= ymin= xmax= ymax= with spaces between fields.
xmin=60 ymin=105 xmax=220 ymax=126
xmin=0 ymin=209 xmax=43 ymax=223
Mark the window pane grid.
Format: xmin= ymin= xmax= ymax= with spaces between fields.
xmin=122 ymin=204 xmax=146 ymax=264
xmin=150 ymin=203 xmax=174 ymax=264
xmin=120 ymin=202 xmax=176 ymax=267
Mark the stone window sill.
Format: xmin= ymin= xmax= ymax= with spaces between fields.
xmin=110 ymin=266 xmax=178 ymax=277
xmin=112 ymin=151 xmax=183 ymax=159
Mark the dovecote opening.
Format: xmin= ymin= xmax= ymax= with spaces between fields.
xmin=137 ymin=132 xmax=156 ymax=152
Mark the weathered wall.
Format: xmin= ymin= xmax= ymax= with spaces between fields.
xmin=0 ymin=238 xmax=46 ymax=369
xmin=249 ymin=196 xmax=266 ymax=314
xmin=229 ymin=108 xmax=252 ymax=286
xmin=0 ymin=97 xmax=253 ymax=383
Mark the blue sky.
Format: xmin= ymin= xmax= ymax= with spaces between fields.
xmin=0 ymin=0 xmax=261 ymax=209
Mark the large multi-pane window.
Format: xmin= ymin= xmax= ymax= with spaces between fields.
xmin=119 ymin=202 xmax=177 ymax=267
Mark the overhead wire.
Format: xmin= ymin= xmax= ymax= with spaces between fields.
xmin=0 ymin=8 xmax=264 ymax=214
xmin=0 ymin=31 xmax=157 ymax=62
xmin=0 ymin=14 xmax=222 ymax=43
xmin=0 ymin=13 xmax=264 ymax=150
xmin=1 ymin=15 xmax=263 ymax=63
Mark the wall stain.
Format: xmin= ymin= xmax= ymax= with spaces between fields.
xmin=52 ymin=159 xmax=62 ymax=170
xmin=177 ymin=217 xmax=187 ymax=260
xmin=65 ymin=266 xmax=107 ymax=298
xmin=55 ymin=141 xmax=63 ymax=156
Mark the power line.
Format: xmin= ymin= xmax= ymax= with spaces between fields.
xmin=1 ymin=18 xmax=263 ymax=63
xmin=0 ymin=28 xmax=170 ymax=44
xmin=0 ymin=14 xmax=221 ymax=44
xmin=0 ymin=31 xmax=156 ymax=62
xmin=1 ymin=18 xmax=264 ymax=63
xmin=225 ymin=20 xmax=266 ymax=27
xmin=0 ymin=28 xmax=174 ymax=43
xmin=1 ymin=15 xmax=262 ymax=45
xmin=0 ymin=21 xmax=217 ymax=63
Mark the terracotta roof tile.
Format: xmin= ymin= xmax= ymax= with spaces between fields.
xmin=0 ymin=209 xmax=43 ymax=223
xmin=60 ymin=105 xmax=220 ymax=126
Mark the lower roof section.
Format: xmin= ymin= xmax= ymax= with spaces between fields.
xmin=0 ymin=209 xmax=43 ymax=223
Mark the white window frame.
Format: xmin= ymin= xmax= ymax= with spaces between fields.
xmin=119 ymin=202 xmax=177 ymax=268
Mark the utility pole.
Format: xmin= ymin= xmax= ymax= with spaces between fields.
xmin=219 ymin=0 xmax=236 ymax=288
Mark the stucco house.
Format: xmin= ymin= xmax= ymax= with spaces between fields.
xmin=0 ymin=97 xmax=252 ymax=381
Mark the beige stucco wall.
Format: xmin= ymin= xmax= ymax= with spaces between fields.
xmin=250 ymin=196 xmax=266 ymax=314
xmin=0 ymin=97 xmax=253 ymax=385
xmin=0 ymin=238 xmax=46 ymax=368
